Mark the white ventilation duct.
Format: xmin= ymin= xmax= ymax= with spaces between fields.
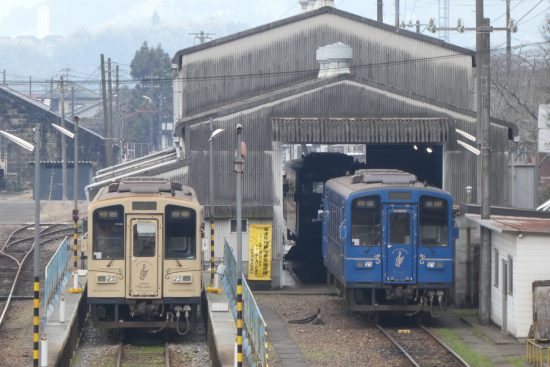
xmin=300 ymin=0 xmax=335 ymax=13
xmin=316 ymin=42 xmax=353 ymax=78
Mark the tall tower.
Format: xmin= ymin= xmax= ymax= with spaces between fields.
xmin=438 ymin=0 xmax=450 ymax=42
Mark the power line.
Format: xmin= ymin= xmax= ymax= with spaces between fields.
xmin=1 ymin=40 xmax=548 ymax=87
xmin=520 ymin=6 xmax=550 ymax=24
xmin=516 ymin=0 xmax=546 ymax=23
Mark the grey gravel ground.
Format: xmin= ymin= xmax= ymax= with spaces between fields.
xmin=72 ymin=320 xmax=210 ymax=367
xmin=256 ymin=293 xmax=409 ymax=367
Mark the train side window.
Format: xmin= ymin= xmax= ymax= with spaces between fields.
xmin=165 ymin=205 xmax=196 ymax=260
xmin=133 ymin=222 xmax=156 ymax=257
xmin=419 ymin=196 xmax=449 ymax=246
xmin=92 ymin=205 xmax=124 ymax=260
xmin=351 ymin=196 xmax=381 ymax=246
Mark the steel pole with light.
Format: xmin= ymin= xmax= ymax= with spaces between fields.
xmin=208 ymin=119 xmax=225 ymax=288
xmin=71 ymin=116 xmax=82 ymax=293
xmin=0 ymin=128 xmax=41 ymax=366
xmin=51 ymin=122 xmax=81 ymax=292
xmin=234 ymin=123 xmax=245 ymax=367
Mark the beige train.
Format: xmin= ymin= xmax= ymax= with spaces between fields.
xmin=82 ymin=177 xmax=203 ymax=330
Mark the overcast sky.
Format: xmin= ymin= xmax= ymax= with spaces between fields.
xmin=0 ymin=0 xmax=548 ymax=51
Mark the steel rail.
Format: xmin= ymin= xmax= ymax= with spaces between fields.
xmin=377 ymin=324 xmax=471 ymax=367
xmin=116 ymin=338 xmax=170 ymax=367
xmin=420 ymin=324 xmax=471 ymax=367
xmin=0 ymin=224 xmax=72 ymax=329
xmin=377 ymin=324 xmax=421 ymax=367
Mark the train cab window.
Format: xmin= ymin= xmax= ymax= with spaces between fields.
xmin=389 ymin=212 xmax=411 ymax=244
xmin=312 ymin=181 xmax=324 ymax=194
xmin=133 ymin=223 xmax=156 ymax=257
xmin=419 ymin=196 xmax=449 ymax=246
xmin=92 ymin=205 xmax=124 ymax=260
xmin=165 ymin=205 xmax=196 ymax=260
xmin=351 ymin=196 xmax=381 ymax=246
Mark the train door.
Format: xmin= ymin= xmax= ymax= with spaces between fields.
xmin=383 ymin=206 xmax=416 ymax=283
xmin=127 ymin=216 xmax=162 ymax=299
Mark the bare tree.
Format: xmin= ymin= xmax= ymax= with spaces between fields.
xmin=491 ymin=43 xmax=550 ymax=159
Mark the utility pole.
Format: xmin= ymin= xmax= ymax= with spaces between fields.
xmin=115 ymin=65 xmax=120 ymax=147
xmin=49 ymin=77 xmax=54 ymax=111
xmin=506 ymin=0 xmax=511 ymax=75
xmin=29 ymin=76 xmax=32 ymax=98
xmin=2 ymin=69 xmax=5 ymax=85
xmin=395 ymin=0 xmax=399 ymax=28
xmin=60 ymin=75 xmax=68 ymax=201
xmin=100 ymin=54 xmax=112 ymax=167
xmin=377 ymin=0 xmax=383 ymax=22
xmin=107 ymin=58 xmax=114 ymax=161
xmin=476 ymin=14 xmax=491 ymax=325
xmin=189 ymin=31 xmax=215 ymax=45
xmin=426 ymin=0 xmax=516 ymax=324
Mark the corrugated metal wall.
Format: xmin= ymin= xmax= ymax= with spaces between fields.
xmin=446 ymin=120 xmax=510 ymax=205
xmin=511 ymin=165 xmax=535 ymax=209
xmin=175 ymin=11 xmax=474 ymax=120
xmin=185 ymin=79 xmax=510 ymax=207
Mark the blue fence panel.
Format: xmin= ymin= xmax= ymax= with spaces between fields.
xmin=223 ymin=240 xmax=268 ymax=367
xmin=243 ymin=280 xmax=268 ymax=367
xmin=224 ymin=240 xmax=236 ymax=303
xmin=43 ymin=236 xmax=70 ymax=321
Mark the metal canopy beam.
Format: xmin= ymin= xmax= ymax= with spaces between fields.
xmin=272 ymin=117 xmax=449 ymax=144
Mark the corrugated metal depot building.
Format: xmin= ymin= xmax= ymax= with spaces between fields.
xmin=0 ymin=83 xmax=105 ymax=198
xmin=172 ymin=6 xmax=516 ymax=287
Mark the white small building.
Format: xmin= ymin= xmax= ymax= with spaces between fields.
xmin=466 ymin=213 xmax=550 ymax=338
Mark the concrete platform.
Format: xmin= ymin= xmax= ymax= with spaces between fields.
xmin=44 ymin=271 xmax=87 ymax=367
xmin=203 ymin=272 xmax=237 ymax=367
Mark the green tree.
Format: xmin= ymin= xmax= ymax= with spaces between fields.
xmin=126 ymin=42 xmax=173 ymax=151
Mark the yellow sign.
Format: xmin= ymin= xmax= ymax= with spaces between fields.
xmin=248 ymin=224 xmax=272 ymax=281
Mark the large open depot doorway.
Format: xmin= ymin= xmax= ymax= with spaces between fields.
xmin=365 ymin=144 xmax=443 ymax=188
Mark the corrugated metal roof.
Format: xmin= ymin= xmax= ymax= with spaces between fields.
xmin=465 ymin=214 xmax=550 ymax=235
xmin=0 ymin=83 xmax=104 ymax=140
xmin=272 ymin=117 xmax=448 ymax=143
xmin=172 ymin=7 xmax=475 ymax=67
xmin=176 ymin=76 xmax=515 ymax=137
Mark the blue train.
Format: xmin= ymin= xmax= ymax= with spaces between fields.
xmin=320 ymin=169 xmax=457 ymax=315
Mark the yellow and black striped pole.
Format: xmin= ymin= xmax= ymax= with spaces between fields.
xmin=265 ymin=328 xmax=269 ymax=367
xmin=210 ymin=222 xmax=215 ymax=286
xmin=236 ymin=278 xmax=243 ymax=367
xmin=73 ymin=210 xmax=78 ymax=274
xmin=69 ymin=209 xmax=82 ymax=293
xmin=33 ymin=276 xmax=39 ymax=366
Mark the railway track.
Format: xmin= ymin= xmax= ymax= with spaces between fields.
xmin=117 ymin=337 xmax=171 ymax=367
xmin=0 ymin=223 xmax=73 ymax=329
xmin=377 ymin=323 xmax=470 ymax=367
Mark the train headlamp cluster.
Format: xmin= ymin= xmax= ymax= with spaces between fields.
xmin=426 ymin=261 xmax=445 ymax=269
xmin=97 ymin=275 xmax=117 ymax=283
xmin=356 ymin=261 xmax=374 ymax=269
xmin=172 ymin=274 xmax=192 ymax=283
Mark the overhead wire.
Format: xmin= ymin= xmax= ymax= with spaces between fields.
xmin=1 ymin=40 xmax=548 ymax=87
xmin=516 ymin=0 xmax=546 ymax=24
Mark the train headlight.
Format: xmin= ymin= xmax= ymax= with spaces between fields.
xmin=426 ymin=261 xmax=445 ymax=269
xmin=97 ymin=275 xmax=117 ymax=283
xmin=172 ymin=274 xmax=192 ymax=284
xmin=355 ymin=261 xmax=374 ymax=269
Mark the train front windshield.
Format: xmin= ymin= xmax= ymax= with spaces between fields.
xmin=351 ymin=196 xmax=381 ymax=246
xmin=165 ymin=205 xmax=197 ymax=259
xmin=419 ymin=196 xmax=449 ymax=246
xmin=92 ymin=205 xmax=125 ymax=260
